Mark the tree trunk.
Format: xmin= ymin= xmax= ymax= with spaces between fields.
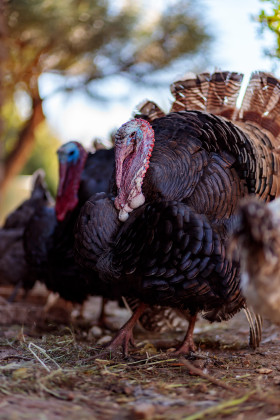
xmin=0 ymin=0 xmax=7 ymax=195
xmin=0 ymin=91 xmax=45 ymax=196
xmin=0 ymin=1 xmax=43 ymax=200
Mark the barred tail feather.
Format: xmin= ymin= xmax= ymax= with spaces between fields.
xmin=206 ymin=71 xmax=244 ymax=118
xmin=170 ymin=71 xmax=243 ymax=118
xmin=170 ymin=72 xmax=210 ymax=112
xmin=243 ymin=306 xmax=263 ymax=349
xmin=238 ymin=72 xmax=280 ymax=142
xmin=123 ymin=296 xmax=188 ymax=333
xmin=134 ymin=100 xmax=166 ymax=122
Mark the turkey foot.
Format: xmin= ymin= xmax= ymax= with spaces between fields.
xmin=106 ymin=302 xmax=147 ymax=356
xmin=172 ymin=314 xmax=197 ymax=356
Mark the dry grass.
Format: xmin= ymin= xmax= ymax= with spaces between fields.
xmin=1 ymin=290 xmax=280 ymax=419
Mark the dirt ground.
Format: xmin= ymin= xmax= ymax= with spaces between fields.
xmin=1 ymin=284 xmax=280 ymax=420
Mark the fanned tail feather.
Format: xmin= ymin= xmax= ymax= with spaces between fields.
xmin=234 ymin=72 xmax=280 ymax=200
xmin=238 ymin=71 xmax=280 ymax=142
xmin=243 ymin=306 xmax=263 ymax=349
xmin=133 ymin=70 xmax=280 ymax=201
xmin=170 ymin=72 xmax=210 ymax=112
xmin=134 ymin=100 xmax=166 ymax=122
xmin=170 ymin=71 xmax=243 ymax=119
xmin=206 ymin=71 xmax=244 ymax=118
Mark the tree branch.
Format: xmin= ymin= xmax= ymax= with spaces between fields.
xmin=0 ymin=85 xmax=45 ymax=195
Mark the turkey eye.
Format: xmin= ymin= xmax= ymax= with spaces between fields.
xmin=69 ymin=150 xmax=75 ymax=156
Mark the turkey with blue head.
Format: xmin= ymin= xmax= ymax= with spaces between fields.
xmin=24 ymin=141 xmax=117 ymax=316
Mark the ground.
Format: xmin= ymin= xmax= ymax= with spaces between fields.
xmin=1 ymin=284 xmax=280 ymax=420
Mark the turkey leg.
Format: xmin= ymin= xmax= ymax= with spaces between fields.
xmin=106 ymin=302 xmax=147 ymax=356
xmin=173 ymin=314 xmax=197 ymax=355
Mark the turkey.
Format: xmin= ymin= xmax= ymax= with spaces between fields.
xmin=24 ymin=141 xmax=117 ymax=314
xmin=55 ymin=141 xmax=115 ymax=222
xmin=75 ymin=71 xmax=280 ymax=355
xmin=231 ymin=196 xmax=280 ymax=325
xmin=0 ymin=170 xmax=53 ymax=299
xmin=76 ymin=194 xmax=243 ymax=354
xmin=23 ymin=141 xmax=185 ymax=332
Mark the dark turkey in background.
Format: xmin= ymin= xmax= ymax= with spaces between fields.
xmin=0 ymin=170 xmax=53 ymax=299
xmin=23 ymin=142 xmax=118 ymax=316
xmin=231 ymin=195 xmax=280 ymax=325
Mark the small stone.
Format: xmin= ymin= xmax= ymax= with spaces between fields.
xmin=131 ymin=403 xmax=156 ymax=419
xmin=195 ymin=383 xmax=208 ymax=393
xmin=96 ymin=335 xmax=112 ymax=345
xmin=59 ymin=390 xmax=74 ymax=401
xmin=88 ymin=326 xmax=103 ymax=338
xmin=192 ymin=360 xmax=205 ymax=370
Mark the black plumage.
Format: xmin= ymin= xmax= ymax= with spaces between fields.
xmin=77 ymin=196 xmax=239 ymax=314
xmin=0 ymin=170 xmax=53 ymax=295
xmin=24 ymin=143 xmax=116 ymax=306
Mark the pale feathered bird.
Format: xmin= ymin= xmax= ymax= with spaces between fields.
xmin=231 ymin=196 xmax=280 ymax=325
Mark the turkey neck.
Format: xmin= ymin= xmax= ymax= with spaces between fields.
xmin=56 ymin=148 xmax=88 ymax=221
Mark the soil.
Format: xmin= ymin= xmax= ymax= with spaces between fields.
xmin=0 ymin=284 xmax=280 ymax=420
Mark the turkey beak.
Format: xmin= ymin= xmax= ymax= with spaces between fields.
xmin=57 ymin=162 xmax=68 ymax=197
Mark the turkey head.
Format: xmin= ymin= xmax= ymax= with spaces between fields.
xmin=55 ymin=141 xmax=88 ymax=221
xmin=114 ymin=119 xmax=155 ymax=221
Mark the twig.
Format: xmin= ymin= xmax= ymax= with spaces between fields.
xmin=77 ymin=348 xmax=112 ymax=364
xmin=179 ymin=357 xmax=280 ymax=407
xmin=28 ymin=343 xmax=61 ymax=372
xmin=1 ymin=355 xmax=32 ymax=361
xmin=179 ymin=357 xmax=237 ymax=392
xmin=39 ymin=383 xmax=70 ymax=400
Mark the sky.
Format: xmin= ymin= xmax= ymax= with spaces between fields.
xmin=40 ymin=0 xmax=279 ymax=148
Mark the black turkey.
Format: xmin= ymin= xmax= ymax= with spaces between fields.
xmin=0 ymin=170 xmax=53 ymax=298
xmin=76 ymin=194 xmax=242 ymax=354
xmin=24 ymin=141 xmax=117 ymax=313
xmin=75 ymin=71 xmax=280 ymax=355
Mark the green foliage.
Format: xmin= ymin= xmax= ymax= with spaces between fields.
xmin=2 ymin=97 xmax=23 ymax=156
xmin=4 ymin=0 xmax=212 ymax=96
xmin=2 ymin=0 xmax=212 ymax=189
xmin=258 ymin=0 xmax=280 ymax=58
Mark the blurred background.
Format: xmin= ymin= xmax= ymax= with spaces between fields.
xmin=1 ymin=0 xmax=280 ymax=222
